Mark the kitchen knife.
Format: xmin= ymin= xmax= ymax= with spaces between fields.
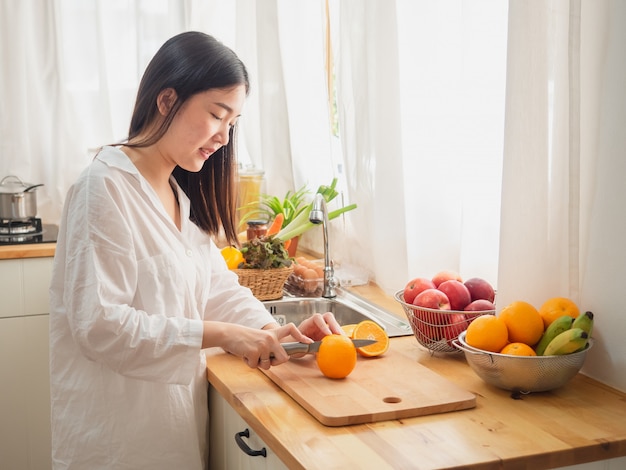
xmin=281 ymin=339 xmax=377 ymax=356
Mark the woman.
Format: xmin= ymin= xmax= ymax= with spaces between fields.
xmin=49 ymin=31 xmax=342 ymax=469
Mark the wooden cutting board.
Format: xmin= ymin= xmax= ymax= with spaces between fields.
xmin=261 ymin=344 xmax=476 ymax=426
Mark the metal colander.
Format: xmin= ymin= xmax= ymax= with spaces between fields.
xmin=453 ymin=331 xmax=592 ymax=393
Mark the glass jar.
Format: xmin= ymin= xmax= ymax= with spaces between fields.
xmin=246 ymin=220 xmax=268 ymax=241
xmin=238 ymin=166 xmax=265 ymax=223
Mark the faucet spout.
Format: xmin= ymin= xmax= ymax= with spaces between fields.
xmin=309 ymin=193 xmax=337 ymax=298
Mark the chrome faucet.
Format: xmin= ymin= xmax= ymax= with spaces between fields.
xmin=309 ymin=193 xmax=337 ymax=298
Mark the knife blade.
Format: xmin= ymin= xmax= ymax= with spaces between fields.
xmin=281 ymin=339 xmax=377 ymax=356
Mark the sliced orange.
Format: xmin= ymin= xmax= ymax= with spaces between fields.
xmin=352 ymin=320 xmax=389 ymax=357
xmin=341 ymin=323 xmax=358 ymax=338
xmin=316 ymin=334 xmax=357 ymax=379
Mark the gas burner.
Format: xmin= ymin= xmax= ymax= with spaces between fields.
xmin=0 ymin=218 xmax=43 ymax=237
xmin=0 ymin=218 xmax=58 ymax=245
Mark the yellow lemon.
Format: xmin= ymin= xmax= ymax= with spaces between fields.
xmin=220 ymin=246 xmax=245 ymax=270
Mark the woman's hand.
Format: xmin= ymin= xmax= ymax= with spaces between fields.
xmin=296 ymin=312 xmax=345 ymax=341
xmin=273 ymin=312 xmax=345 ymax=359
xmin=205 ymin=321 xmax=312 ymax=370
xmin=205 ymin=311 xmax=344 ymax=370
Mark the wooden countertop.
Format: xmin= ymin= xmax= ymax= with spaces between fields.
xmin=205 ymin=284 xmax=626 ymax=470
xmin=0 ymin=243 xmax=56 ymax=259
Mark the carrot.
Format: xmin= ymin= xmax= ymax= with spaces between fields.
xmin=284 ymin=238 xmax=292 ymax=250
xmin=267 ymin=213 xmax=284 ymax=236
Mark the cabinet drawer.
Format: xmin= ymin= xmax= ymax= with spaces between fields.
xmin=0 ymin=259 xmax=23 ymax=317
xmin=22 ymin=257 xmax=54 ymax=315
xmin=209 ymin=386 xmax=288 ymax=470
xmin=0 ymin=257 xmax=53 ymax=318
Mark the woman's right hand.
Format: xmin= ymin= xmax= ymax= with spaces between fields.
xmin=203 ymin=321 xmax=312 ymax=370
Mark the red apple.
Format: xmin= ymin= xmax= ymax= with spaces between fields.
xmin=437 ymin=280 xmax=472 ymax=311
xmin=432 ymin=270 xmax=463 ymax=288
xmin=464 ymin=299 xmax=496 ymax=312
xmin=443 ymin=313 xmax=469 ymax=346
xmin=412 ymin=308 xmax=449 ymax=343
xmin=413 ymin=288 xmax=451 ymax=311
xmin=410 ymin=311 xmax=445 ymax=343
xmin=464 ymin=277 xmax=495 ymax=303
xmin=403 ymin=277 xmax=436 ymax=304
xmin=464 ymin=299 xmax=496 ymax=321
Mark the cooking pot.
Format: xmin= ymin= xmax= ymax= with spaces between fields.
xmin=0 ymin=175 xmax=44 ymax=221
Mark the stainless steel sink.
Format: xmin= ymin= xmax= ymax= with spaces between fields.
xmin=263 ymin=288 xmax=413 ymax=338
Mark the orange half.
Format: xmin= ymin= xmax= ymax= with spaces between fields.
xmin=341 ymin=323 xmax=358 ymax=338
xmin=352 ymin=320 xmax=389 ymax=357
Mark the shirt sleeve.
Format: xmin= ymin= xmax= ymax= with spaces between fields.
xmin=200 ymin=238 xmax=278 ymax=328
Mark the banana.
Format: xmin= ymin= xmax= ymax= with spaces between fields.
xmin=543 ymin=328 xmax=589 ymax=356
xmin=535 ymin=315 xmax=575 ymax=356
xmin=572 ymin=311 xmax=594 ymax=336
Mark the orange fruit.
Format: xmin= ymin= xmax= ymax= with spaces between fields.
xmin=465 ymin=315 xmax=508 ymax=352
xmin=538 ymin=297 xmax=580 ymax=329
xmin=316 ymin=334 xmax=357 ymax=379
xmin=220 ymin=246 xmax=244 ymax=270
xmin=500 ymin=342 xmax=537 ymax=356
xmin=498 ymin=301 xmax=544 ymax=346
xmin=341 ymin=324 xmax=358 ymax=338
xmin=352 ymin=320 xmax=390 ymax=357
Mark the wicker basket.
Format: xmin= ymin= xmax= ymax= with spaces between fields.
xmin=234 ymin=266 xmax=294 ymax=301
xmin=394 ymin=289 xmax=495 ymax=353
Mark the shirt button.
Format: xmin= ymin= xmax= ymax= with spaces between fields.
xmin=186 ymin=249 xmax=193 ymax=257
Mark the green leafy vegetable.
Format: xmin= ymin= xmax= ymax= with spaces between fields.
xmin=239 ymin=184 xmax=310 ymax=229
xmin=239 ymin=235 xmax=292 ymax=269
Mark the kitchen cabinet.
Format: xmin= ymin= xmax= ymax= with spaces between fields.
xmin=209 ymin=385 xmax=288 ymax=470
xmin=0 ymin=255 xmax=53 ymax=470
xmin=0 ymin=257 xmax=52 ymax=319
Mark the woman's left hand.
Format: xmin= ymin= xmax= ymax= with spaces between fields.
xmin=296 ymin=312 xmax=345 ymax=341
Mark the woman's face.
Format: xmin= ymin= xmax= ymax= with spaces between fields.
xmin=159 ymin=85 xmax=246 ymax=172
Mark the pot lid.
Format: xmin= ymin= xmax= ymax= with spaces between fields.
xmin=0 ymin=175 xmax=42 ymax=193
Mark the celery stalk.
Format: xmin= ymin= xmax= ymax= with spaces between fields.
xmin=274 ymin=177 xmax=357 ymax=241
xmin=276 ymin=203 xmax=357 ymax=241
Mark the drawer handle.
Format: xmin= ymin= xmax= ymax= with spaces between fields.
xmin=234 ymin=428 xmax=267 ymax=458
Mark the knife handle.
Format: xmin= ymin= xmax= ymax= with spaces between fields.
xmin=281 ymin=342 xmax=311 ymax=356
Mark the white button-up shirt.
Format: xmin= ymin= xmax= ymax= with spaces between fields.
xmin=49 ymin=146 xmax=274 ymax=469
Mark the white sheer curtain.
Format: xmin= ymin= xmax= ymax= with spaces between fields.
xmin=499 ymin=0 xmax=626 ymax=392
xmin=1 ymin=0 xmax=335 ymax=226
xmin=334 ymin=0 xmax=508 ymax=293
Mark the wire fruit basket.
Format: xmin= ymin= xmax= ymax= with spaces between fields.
xmin=453 ymin=331 xmax=592 ymax=393
xmin=234 ymin=266 xmax=294 ymax=301
xmin=394 ymin=290 xmax=495 ymax=353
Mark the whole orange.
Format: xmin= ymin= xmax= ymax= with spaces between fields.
xmin=465 ymin=315 xmax=508 ymax=352
xmin=498 ymin=301 xmax=544 ymax=346
xmin=500 ymin=342 xmax=537 ymax=356
xmin=316 ymin=335 xmax=357 ymax=379
xmin=538 ymin=297 xmax=580 ymax=329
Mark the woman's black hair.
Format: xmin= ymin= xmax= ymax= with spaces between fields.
xmin=125 ymin=31 xmax=250 ymax=244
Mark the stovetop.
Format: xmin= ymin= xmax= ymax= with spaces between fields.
xmin=0 ymin=223 xmax=59 ymax=245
